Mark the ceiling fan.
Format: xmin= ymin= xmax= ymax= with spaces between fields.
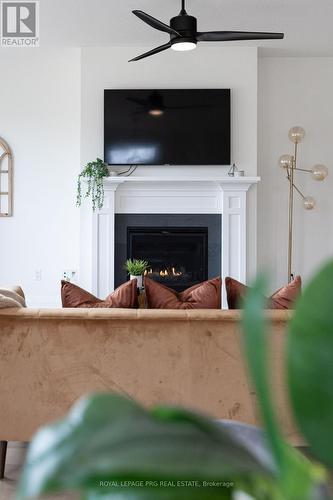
xmin=128 ymin=91 xmax=212 ymax=116
xmin=130 ymin=0 xmax=284 ymax=62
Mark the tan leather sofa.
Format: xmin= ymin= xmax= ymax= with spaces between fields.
xmin=0 ymin=307 xmax=300 ymax=447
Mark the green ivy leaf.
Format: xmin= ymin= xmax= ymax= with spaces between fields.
xmin=76 ymin=158 xmax=109 ymax=211
xmin=288 ymin=261 xmax=333 ymax=467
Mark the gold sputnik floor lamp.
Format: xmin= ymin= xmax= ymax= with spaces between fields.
xmin=279 ymin=127 xmax=328 ymax=283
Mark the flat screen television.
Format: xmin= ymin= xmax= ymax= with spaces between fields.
xmin=104 ymin=89 xmax=230 ymax=166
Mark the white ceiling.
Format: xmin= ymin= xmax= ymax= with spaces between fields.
xmin=41 ymin=0 xmax=333 ymax=57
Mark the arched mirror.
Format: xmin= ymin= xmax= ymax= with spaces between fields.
xmin=0 ymin=138 xmax=13 ymax=217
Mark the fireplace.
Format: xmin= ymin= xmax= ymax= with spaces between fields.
xmin=115 ymin=214 xmax=221 ymax=291
xmin=81 ymin=176 xmax=259 ymax=310
xmin=128 ymin=227 xmax=208 ymax=291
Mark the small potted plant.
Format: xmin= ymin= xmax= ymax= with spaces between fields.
xmin=76 ymin=158 xmax=109 ymax=212
xmin=124 ymin=259 xmax=149 ymax=289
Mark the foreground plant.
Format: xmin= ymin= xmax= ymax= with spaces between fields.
xmin=17 ymin=262 xmax=333 ymax=499
xmin=241 ymin=273 xmax=329 ymax=499
xmin=76 ymin=158 xmax=109 ymax=211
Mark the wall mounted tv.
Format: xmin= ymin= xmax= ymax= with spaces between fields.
xmin=104 ymin=89 xmax=230 ymax=166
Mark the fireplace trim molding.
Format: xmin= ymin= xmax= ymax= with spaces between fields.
xmin=90 ymin=176 xmax=260 ymax=308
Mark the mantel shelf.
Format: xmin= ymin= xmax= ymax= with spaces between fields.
xmin=104 ymin=176 xmax=260 ymax=188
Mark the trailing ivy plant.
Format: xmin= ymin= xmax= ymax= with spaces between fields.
xmin=77 ymin=158 xmax=109 ymax=211
xmin=17 ymin=262 xmax=333 ymax=500
xmin=124 ymin=258 xmax=149 ymax=276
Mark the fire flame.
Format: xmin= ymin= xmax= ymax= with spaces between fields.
xmin=144 ymin=267 xmax=183 ymax=277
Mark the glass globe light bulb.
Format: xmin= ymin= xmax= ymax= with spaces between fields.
xmin=278 ymin=154 xmax=293 ymax=169
xmin=288 ymin=126 xmax=305 ymax=144
xmin=303 ymin=196 xmax=315 ymax=210
xmin=311 ymin=164 xmax=328 ymax=181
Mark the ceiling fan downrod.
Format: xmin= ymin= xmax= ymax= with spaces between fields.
xmin=181 ymin=0 xmax=186 ymax=15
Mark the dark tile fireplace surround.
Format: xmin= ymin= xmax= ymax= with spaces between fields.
xmin=115 ymin=214 xmax=221 ymax=291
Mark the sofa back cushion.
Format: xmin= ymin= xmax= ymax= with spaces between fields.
xmin=144 ymin=277 xmax=222 ymax=309
xmin=61 ymin=280 xmax=138 ymax=309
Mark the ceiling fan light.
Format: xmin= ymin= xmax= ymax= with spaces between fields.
xmin=149 ymin=109 xmax=164 ymax=117
xmin=171 ymin=41 xmax=197 ymax=51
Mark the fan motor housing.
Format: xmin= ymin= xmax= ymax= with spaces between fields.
xmin=170 ymin=14 xmax=197 ymax=38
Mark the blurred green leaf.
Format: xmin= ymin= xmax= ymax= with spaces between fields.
xmin=242 ymin=275 xmax=326 ymax=499
xmin=242 ymin=275 xmax=285 ymax=471
xmin=84 ymin=490 xmax=231 ymax=500
xmin=85 ymin=487 xmax=234 ymax=500
xmin=288 ymin=261 xmax=333 ymax=467
xmin=17 ymin=393 xmax=274 ymax=500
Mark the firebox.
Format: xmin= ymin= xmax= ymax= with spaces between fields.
xmin=114 ymin=214 xmax=221 ymax=291
xmin=128 ymin=227 xmax=208 ymax=291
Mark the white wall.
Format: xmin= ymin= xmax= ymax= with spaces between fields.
xmin=80 ymin=46 xmax=258 ymax=290
xmin=2 ymin=48 xmax=331 ymax=305
xmin=81 ymin=46 xmax=258 ymax=172
xmin=258 ymin=57 xmax=333 ymax=290
xmin=0 ymin=48 xmax=81 ymax=306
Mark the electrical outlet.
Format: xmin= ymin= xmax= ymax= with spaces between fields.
xmin=62 ymin=270 xmax=77 ymax=282
xmin=34 ymin=269 xmax=42 ymax=281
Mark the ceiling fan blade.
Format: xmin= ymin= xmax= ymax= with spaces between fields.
xmin=132 ymin=10 xmax=180 ymax=36
xmin=197 ymin=31 xmax=284 ymax=42
xmin=127 ymin=97 xmax=148 ymax=106
xmin=169 ymin=104 xmax=213 ymax=110
xmin=129 ymin=42 xmax=172 ymax=62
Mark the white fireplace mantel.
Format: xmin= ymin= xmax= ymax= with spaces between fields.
xmin=104 ymin=176 xmax=259 ymax=187
xmin=90 ymin=175 xmax=260 ymax=307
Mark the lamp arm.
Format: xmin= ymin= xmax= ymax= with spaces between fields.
xmin=292 ymin=182 xmax=306 ymax=199
xmin=294 ymin=167 xmax=312 ymax=173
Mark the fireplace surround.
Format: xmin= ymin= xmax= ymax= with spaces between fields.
xmin=129 ymin=226 xmax=207 ymax=292
xmin=86 ymin=175 xmax=260 ymax=308
xmin=115 ymin=214 xmax=221 ymax=291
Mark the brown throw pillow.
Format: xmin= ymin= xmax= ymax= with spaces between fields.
xmin=270 ymin=276 xmax=302 ymax=309
xmin=225 ymin=276 xmax=301 ymax=310
xmin=144 ymin=277 xmax=222 ymax=309
xmin=61 ymin=280 xmax=138 ymax=309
